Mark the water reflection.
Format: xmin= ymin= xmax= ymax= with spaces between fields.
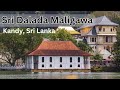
xmin=65 ymin=74 xmax=79 ymax=79
xmin=0 ymin=72 xmax=120 ymax=79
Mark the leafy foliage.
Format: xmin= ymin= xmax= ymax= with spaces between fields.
xmin=91 ymin=53 xmax=103 ymax=61
xmin=0 ymin=32 xmax=43 ymax=66
xmin=91 ymin=53 xmax=103 ymax=67
xmin=49 ymin=29 xmax=77 ymax=45
xmin=113 ymin=27 xmax=120 ymax=70
xmin=77 ymin=41 xmax=93 ymax=53
xmin=92 ymin=11 xmax=120 ymax=24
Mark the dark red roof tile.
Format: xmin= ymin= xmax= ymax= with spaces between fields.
xmin=28 ymin=50 xmax=92 ymax=56
xmin=37 ymin=41 xmax=80 ymax=50
xmin=28 ymin=41 xmax=92 ymax=56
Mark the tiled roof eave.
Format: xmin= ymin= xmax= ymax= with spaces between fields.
xmin=28 ymin=50 xmax=92 ymax=56
xmin=28 ymin=55 xmax=92 ymax=56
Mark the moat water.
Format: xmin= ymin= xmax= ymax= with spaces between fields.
xmin=0 ymin=72 xmax=120 ymax=79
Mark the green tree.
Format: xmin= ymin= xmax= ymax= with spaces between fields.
xmin=113 ymin=27 xmax=120 ymax=70
xmin=92 ymin=11 xmax=120 ymax=24
xmin=0 ymin=32 xmax=43 ymax=66
xmin=49 ymin=29 xmax=77 ymax=45
xmin=22 ymin=33 xmax=43 ymax=51
xmin=77 ymin=41 xmax=93 ymax=53
xmin=49 ymin=33 xmax=58 ymax=41
xmin=91 ymin=53 xmax=103 ymax=67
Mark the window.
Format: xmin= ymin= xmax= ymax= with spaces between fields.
xmin=78 ymin=64 xmax=80 ymax=67
xmin=103 ymin=28 xmax=105 ymax=32
xmin=111 ymin=28 xmax=112 ymax=32
xmin=99 ymin=26 xmax=102 ymax=32
xmin=60 ymin=57 xmax=62 ymax=62
xmin=106 ymin=36 xmax=108 ymax=42
xmin=70 ymin=57 xmax=72 ymax=62
xmin=99 ymin=28 xmax=101 ymax=32
xmin=105 ymin=36 xmax=113 ymax=43
xmin=90 ymin=37 xmax=96 ymax=42
xmin=42 ymin=57 xmax=44 ymax=62
xmin=78 ymin=57 xmax=80 ymax=62
xmin=50 ymin=64 xmax=52 ymax=67
xmin=50 ymin=57 xmax=52 ymax=62
xmin=60 ymin=64 xmax=62 ymax=67
xmin=70 ymin=65 xmax=72 ymax=67
xmin=42 ymin=64 xmax=44 ymax=67
xmin=92 ymin=38 xmax=94 ymax=42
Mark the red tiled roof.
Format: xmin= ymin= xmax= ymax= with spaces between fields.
xmin=28 ymin=41 xmax=92 ymax=56
xmin=29 ymin=50 xmax=92 ymax=56
xmin=37 ymin=41 xmax=80 ymax=50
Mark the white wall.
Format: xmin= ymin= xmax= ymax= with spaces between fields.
xmin=96 ymin=26 xmax=117 ymax=34
xmin=87 ymin=37 xmax=96 ymax=45
xmin=26 ymin=56 xmax=91 ymax=69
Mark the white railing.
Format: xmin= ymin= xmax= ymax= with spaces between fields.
xmin=0 ymin=65 xmax=25 ymax=70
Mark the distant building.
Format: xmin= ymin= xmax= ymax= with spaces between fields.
xmin=25 ymin=41 xmax=92 ymax=72
xmin=77 ymin=16 xmax=119 ymax=61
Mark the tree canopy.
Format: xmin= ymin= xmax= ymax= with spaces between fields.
xmin=77 ymin=41 xmax=93 ymax=53
xmin=91 ymin=53 xmax=103 ymax=61
xmin=113 ymin=27 xmax=120 ymax=70
xmin=49 ymin=29 xmax=77 ymax=45
xmin=0 ymin=32 xmax=43 ymax=66
xmin=92 ymin=11 xmax=120 ymax=24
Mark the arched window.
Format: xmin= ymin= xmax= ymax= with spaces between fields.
xmin=60 ymin=57 xmax=62 ymax=62
xmin=70 ymin=57 xmax=72 ymax=62
xmin=42 ymin=64 xmax=44 ymax=67
xmin=50 ymin=57 xmax=52 ymax=62
xmin=78 ymin=57 xmax=80 ymax=62
xmin=42 ymin=57 xmax=44 ymax=62
xmin=111 ymin=28 xmax=112 ymax=32
xmin=60 ymin=64 xmax=62 ymax=67
xmin=50 ymin=64 xmax=52 ymax=67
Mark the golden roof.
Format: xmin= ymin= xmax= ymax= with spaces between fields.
xmin=57 ymin=26 xmax=80 ymax=35
xmin=67 ymin=30 xmax=80 ymax=34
